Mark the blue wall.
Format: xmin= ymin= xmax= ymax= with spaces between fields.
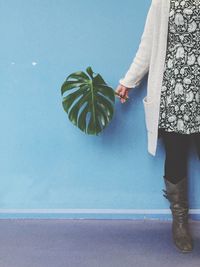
xmin=0 ymin=0 xmax=200 ymax=219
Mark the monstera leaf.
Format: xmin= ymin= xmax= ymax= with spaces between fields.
xmin=61 ymin=66 xmax=118 ymax=135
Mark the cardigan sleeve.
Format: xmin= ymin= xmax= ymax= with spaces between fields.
xmin=119 ymin=0 xmax=156 ymax=89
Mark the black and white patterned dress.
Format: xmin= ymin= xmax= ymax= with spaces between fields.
xmin=158 ymin=0 xmax=200 ymax=136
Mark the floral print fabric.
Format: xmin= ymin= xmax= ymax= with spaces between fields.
xmin=158 ymin=0 xmax=200 ymax=134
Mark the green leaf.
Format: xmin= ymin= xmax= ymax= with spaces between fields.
xmin=61 ymin=66 xmax=115 ymax=135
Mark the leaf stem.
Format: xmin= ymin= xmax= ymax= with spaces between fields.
xmin=114 ymin=91 xmax=129 ymax=100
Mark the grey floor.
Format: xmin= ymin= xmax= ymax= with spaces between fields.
xmin=0 ymin=219 xmax=200 ymax=267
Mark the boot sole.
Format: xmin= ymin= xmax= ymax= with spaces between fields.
xmin=174 ymin=242 xmax=193 ymax=253
xmin=175 ymin=247 xmax=193 ymax=253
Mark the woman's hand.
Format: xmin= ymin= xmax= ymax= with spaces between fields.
xmin=115 ymin=84 xmax=131 ymax=103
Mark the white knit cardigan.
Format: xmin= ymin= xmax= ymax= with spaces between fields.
xmin=119 ymin=0 xmax=171 ymax=156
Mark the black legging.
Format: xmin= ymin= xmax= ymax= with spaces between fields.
xmin=159 ymin=129 xmax=200 ymax=184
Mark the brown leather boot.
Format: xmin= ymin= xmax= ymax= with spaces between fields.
xmin=162 ymin=176 xmax=193 ymax=253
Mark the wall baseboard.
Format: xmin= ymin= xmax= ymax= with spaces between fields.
xmin=0 ymin=208 xmax=199 ymax=214
xmin=0 ymin=209 xmax=200 ymax=220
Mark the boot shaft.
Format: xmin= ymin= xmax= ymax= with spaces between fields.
xmin=163 ymin=176 xmax=189 ymax=222
xmin=163 ymin=177 xmax=188 ymax=207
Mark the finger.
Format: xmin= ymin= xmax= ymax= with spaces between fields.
xmin=125 ymin=90 xmax=129 ymax=99
xmin=115 ymin=85 xmax=122 ymax=93
xmin=115 ymin=89 xmax=121 ymax=98
xmin=121 ymin=88 xmax=126 ymax=97
xmin=115 ymin=86 xmax=122 ymax=95
xmin=120 ymin=97 xmax=126 ymax=103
